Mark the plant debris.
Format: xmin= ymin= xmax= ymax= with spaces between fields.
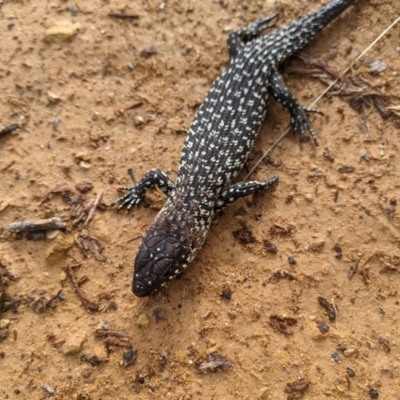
xmin=0 ymin=329 xmax=9 ymax=343
xmin=197 ymin=352 xmax=232 ymax=373
xmin=317 ymin=296 xmax=337 ymax=321
xmin=96 ymin=329 xmax=132 ymax=348
xmin=285 ymin=378 xmax=310 ymax=400
xmin=26 ymin=290 xmax=61 ymax=313
xmin=8 ymin=217 xmax=65 ymax=232
xmin=65 ymin=262 xmax=99 ymax=311
xmin=269 ymin=315 xmax=298 ymax=335
xmin=81 ymin=354 xmax=102 ymax=366
xmin=268 ymin=271 xmax=297 ymax=282
xmin=75 ymin=232 xmax=106 ymax=261
xmin=69 ymin=191 xmax=103 ymax=227
xmin=264 ymin=239 xmax=278 ymax=253
xmin=287 ymin=52 xmax=395 ymax=119
xmin=232 ymin=223 xmax=256 ymax=244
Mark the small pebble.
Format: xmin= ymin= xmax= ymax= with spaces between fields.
xmin=161 ymin=370 xmax=170 ymax=381
xmin=137 ymin=313 xmax=149 ymax=326
xmin=331 ymin=352 xmax=340 ymax=362
xmin=68 ymin=5 xmax=79 ymax=16
xmin=344 ymin=348 xmax=357 ymax=357
xmin=59 ymin=271 xmax=67 ymax=281
xmin=52 ymin=118 xmax=61 ymax=127
xmin=97 ymin=320 xmax=109 ymax=330
xmin=346 ymin=367 xmax=356 ymax=377
xmin=42 ymin=384 xmax=54 ymax=395
xmin=369 ymin=388 xmax=379 ymax=398
xmin=123 ymin=348 xmax=137 ymax=365
xmin=0 ymin=319 xmax=10 ymax=329
xmin=158 ymin=355 xmax=167 ymax=371
xmin=288 ymin=256 xmax=297 ymax=265
xmin=58 ymin=292 xmax=66 ymax=300
xmin=127 ymin=62 xmax=135 ymax=70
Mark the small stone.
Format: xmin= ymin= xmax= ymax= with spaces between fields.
xmin=309 ymin=322 xmax=342 ymax=340
xmin=140 ymin=46 xmax=156 ymax=58
xmin=137 ymin=313 xmax=149 ymax=326
xmin=325 ymin=174 xmax=337 ymax=187
xmin=308 ymin=239 xmax=325 ymax=252
xmin=259 ymin=387 xmax=270 ymax=399
xmin=305 ymin=193 xmax=313 ymax=202
xmin=134 ymin=115 xmax=144 ymax=125
xmin=331 ymin=352 xmax=340 ymax=362
xmin=75 ymin=181 xmax=93 ymax=193
xmin=0 ymin=319 xmax=10 ymax=329
xmin=79 ymin=161 xmax=91 ymax=169
xmin=46 ymin=229 xmax=60 ymax=240
xmin=161 ymin=371 xmax=170 ymax=381
xmin=370 ymin=165 xmax=386 ymax=178
xmin=288 ymin=256 xmax=297 ymax=265
xmin=46 ymin=234 xmax=74 ymax=266
xmin=93 ymin=346 xmax=108 ymax=362
xmin=275 ymin=350 xmax=291 ymax=366
xmin=127 ymin=62 xmax=135 ymax=70
xmin=122 ymin=348 xmax=137 ymax=366
xmin=97 ymin=320 xmax=109 ymax=330
xmin=346 ymin=367 xmax=356 ymax=377
xmin=42 ymin=383 xmax=55 ymax=395
xmin=369 ymin=388 xmax=379 ymax=398
xmin=344 ymin=348 xmax=357 ymax=357
xmin=62 ymin=333 xmax=86 ymax=355
xmin=51 ymin=118 xmax=61 ymax=128
xmin=44 ymin=20 xmax=81 ymax=43
xmin=75 ymin=152 xmax=91 ymax=162
xmin=68 ymin=5 xmax=79 ymax=16
xmin=0 ymin=199 xmax=10 ymax=213
xmin=47 ymin=91 xmax=62 ymax=103
xmin=59 ymin=271 xmax=67 ymax=281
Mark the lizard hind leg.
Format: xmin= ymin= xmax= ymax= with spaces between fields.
xmin=215 ymin=175 xmax=279 ymax=213
xmin=227 ymin=13 xmax=279 ymax=58
xmin=268 ymin=69 xmax=323 ymax=145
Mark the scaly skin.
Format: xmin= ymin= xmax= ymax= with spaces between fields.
xmin=114 ymin=0 xmax=355 ymax=296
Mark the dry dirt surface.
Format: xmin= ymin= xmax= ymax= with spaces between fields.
xmin=1 ymin=0 xmax=400 ymax=399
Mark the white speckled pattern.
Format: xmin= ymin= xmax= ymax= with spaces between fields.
xmin=114 ymin=0 xmax=355 ymax=296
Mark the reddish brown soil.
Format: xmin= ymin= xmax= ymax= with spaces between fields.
xmin=1 ymin=0 xmax=399 ymax=399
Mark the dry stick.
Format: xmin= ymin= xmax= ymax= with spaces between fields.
xmin=66 ymin=263 xmax=99 ymax=311
xmin=244 ymin=15 xmax=400 ymax=181
xmin=83 ymin=190 xmax=103 ymax=227
xmin=8 ymin=217 xmax=65 ymax=232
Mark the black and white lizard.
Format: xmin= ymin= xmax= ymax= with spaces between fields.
xmin=114 ymin=0 xmax=355 ymax=296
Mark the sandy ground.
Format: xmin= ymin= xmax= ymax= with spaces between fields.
xmin=1 ymin=0 xmax=400 ymax=399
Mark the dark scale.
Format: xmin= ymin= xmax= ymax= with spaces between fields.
xmin=114 ymin=0 xmax=356 ymax=296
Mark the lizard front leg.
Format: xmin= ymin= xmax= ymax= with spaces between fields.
xmin=113 ymin=168 xmax=175 ymax=210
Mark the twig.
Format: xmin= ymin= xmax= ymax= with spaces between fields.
xmin=8 ymin=217 xmax=65 ymax=232
xmin=108 ymin=12 xmax=139 ymax=19
xmin=245 ymin=15 xmax=400 ymax=180
xmin=83 ymin=191 xmax=103 ymax=227
xmin=95 ymin=329 xmax=129 ymax=338
xmin=65 ymin=263 xmax=99 ymax=311
xmin=123 ymin=101 xmax=143 ymax=112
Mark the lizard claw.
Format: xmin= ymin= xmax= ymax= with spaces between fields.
xmin=113 ymin=187 xmax=143 ymax=210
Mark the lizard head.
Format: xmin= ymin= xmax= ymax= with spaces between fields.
xmin=132 ymin=225 xmax=194 ymax=297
